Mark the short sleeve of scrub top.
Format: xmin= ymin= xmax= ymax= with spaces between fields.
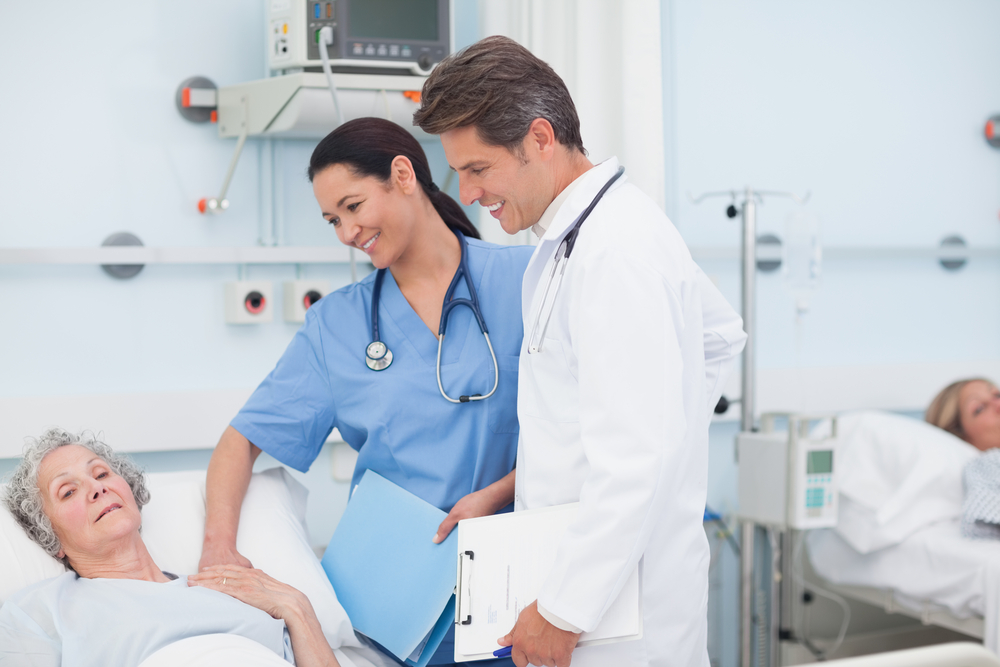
xmin=231 ymin=237 xmax=533 ymax=513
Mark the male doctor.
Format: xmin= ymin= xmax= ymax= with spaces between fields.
xmin=415 ymin=36 xmax=747 ymax=667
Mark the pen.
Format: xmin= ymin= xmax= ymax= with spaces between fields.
xmin=493 ymin=646 xmax=512 ymax=658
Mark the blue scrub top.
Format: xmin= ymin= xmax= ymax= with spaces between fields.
xmin=232 ymin=237 xmax=533 ymax=514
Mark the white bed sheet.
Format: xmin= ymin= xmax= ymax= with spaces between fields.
xmin=808 ymin=521 xmax=1000 ymax=650
xmin=138 ymin=634 xmax=397 ymax=667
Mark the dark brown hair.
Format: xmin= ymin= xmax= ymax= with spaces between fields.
xmin=413 ymin=35 xmax=585 ymax=156
xmin=308 ymin=117 xmax=479 ymax=239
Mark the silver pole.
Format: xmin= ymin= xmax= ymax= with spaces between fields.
xmin=741 ymin=520 xmax=755 ymax=667
xmin=740 ymin=187 xmax=758 ymax=667
xmin=769 ymin=529 xmax=781 ymax=667
xmin=741 ymin=187 xmax=756 ymax=433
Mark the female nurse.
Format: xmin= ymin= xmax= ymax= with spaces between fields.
xmin=199 ymin=117 xmax=531 ymax=666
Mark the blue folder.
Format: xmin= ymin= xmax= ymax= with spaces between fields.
xmin=321 ymin=470 xmax=457 ymax=667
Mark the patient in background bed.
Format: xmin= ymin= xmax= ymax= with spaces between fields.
xmin=926 ymin=378 xmax=1000 ymax=452
xmin=928 ymin=379 xmax=1000 ymax=539
xmin=0 ymin=429 xmax=342 ymax=667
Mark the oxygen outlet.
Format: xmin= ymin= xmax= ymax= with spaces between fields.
xmin=225 ymin=281 xmax=274 ymax=324
xmin=245 ymin=291 xmax=266 ymax=314
xmin=283 ymin=280 xmax=330 ymax=323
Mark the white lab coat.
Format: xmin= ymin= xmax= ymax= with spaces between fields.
xmin=514 ymin=158 xmax=746 ymax=667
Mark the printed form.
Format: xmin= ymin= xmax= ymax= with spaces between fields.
xmin=454 ymin=503 xmax=642 ymax=661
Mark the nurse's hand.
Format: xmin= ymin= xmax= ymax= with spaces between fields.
xmin=497 ymin=601 xmax=579 ymax=667
xmin=199 ymin=540 xmax=253 ymax=571
xmin=432 ymin=471 xmax=516 ymax=543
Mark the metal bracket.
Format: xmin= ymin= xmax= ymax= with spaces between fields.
xmin=199 ymin=96 xmax=249 ymax=215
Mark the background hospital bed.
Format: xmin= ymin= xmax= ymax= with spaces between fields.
xmin=785 ymin=410 xmax=999 ymax=661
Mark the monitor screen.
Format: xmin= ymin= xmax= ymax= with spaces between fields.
xmin=807 ymin=450 xmax=833 ymax=475
xmin=348 ymin=0 xmax=439 ymax=42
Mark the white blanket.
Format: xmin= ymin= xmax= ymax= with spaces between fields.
xmin=824 ymin=411 xmax=978 ymax=553
xmin=809 ymin=522 xmax=1000 ymax=653
xmin=139 ymin=634 xmax=397 ymax=667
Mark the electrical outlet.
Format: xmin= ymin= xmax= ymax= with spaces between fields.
xmin=283 ymin=280 xmax=330 ymax=323
xmin=224 ymin=281 xmax=274 ymax=324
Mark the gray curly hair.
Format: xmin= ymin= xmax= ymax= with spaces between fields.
xmin=3 ymin=428 xmax=150 ymax=568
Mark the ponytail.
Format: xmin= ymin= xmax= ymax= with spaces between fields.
xmin=309 ymin=118 xmax=480 ymax=240
xmin=425 ymin=186 xmax=480 ymax=239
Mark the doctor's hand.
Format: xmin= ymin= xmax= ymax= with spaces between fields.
xmin=433 ymin=470 xmax=516 ymax=543
xmin=498 ymin=601 xmax=580 ymax=667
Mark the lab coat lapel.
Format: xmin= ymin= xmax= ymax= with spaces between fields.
xmin=521 ymin=158 xmax=625 ymax=331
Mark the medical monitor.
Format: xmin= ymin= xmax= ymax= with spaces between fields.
xmin=269 ymin=0 xmax=452 ymax=76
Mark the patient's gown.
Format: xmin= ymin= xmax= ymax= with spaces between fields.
xmin=0 ymin=572 xmax=294 ymax=666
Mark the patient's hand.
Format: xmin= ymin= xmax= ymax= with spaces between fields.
xmin=189 ymin=565 xmax=300 ymax=619
xmin=433 ymin=470 xmax=516 ymax=544
xmin=189 ymin=565 xmax=340 ymax=667
xmin=198 ymin=540 xmax=253 ymax=571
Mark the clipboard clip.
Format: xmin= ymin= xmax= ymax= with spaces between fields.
xmin=456 ymin=550 xmax=474 ymax=626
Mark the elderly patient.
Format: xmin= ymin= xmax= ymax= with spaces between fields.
xmin=926 ymin=378 xmax=1000 ymax=452
xmin=0 ymin=429 xmax=341 ymax=666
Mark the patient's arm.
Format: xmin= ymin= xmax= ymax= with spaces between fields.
xmin=432 ymin=469 xmax=516 ymax=543
xmin=189 ymin=566 xmax=340 ymax=666
xmin=200 ymin=426 xmax=262 ymax=571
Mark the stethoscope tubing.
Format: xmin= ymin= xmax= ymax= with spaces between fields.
xmin=527 ymin=166 xmax=625 ymax=354
xmin=437 ymin=331 xmax=499 ymax=403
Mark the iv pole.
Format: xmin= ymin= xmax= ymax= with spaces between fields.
xmin=689 ymin=186 xmax=809 ymax=667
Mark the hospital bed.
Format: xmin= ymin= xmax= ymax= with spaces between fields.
xmin=0 ymin=467 xmax=394 ymax=667
xmin=802 ymin=411 xmax=1000 ymax=655
xmin=820 ymin=642 xmax=1000 ymax=667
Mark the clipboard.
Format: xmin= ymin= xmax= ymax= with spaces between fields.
xmin=320 ymin=470 xmax=457 ymax=667
xmin=453 ymin=503 xmax=643 ymax=662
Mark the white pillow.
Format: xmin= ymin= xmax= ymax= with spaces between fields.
xmin=0 ymin=467 xmax=359 ymax=651
xmin=0 ymin=490 xmax=66 ymax=603
xmin=829 ymin=410 xmax=979 ymax=553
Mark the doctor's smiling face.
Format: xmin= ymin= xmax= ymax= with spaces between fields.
xmin=441 ymin=122 xmax=559 ymax=235
xmin=38 ymin=444 xmax=142 ymax=562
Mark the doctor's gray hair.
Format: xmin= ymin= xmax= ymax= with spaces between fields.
xmin=413 ymin=35 xmax=586 ymax=157
xmin=3 ymin=428 xmax=150 ymax=568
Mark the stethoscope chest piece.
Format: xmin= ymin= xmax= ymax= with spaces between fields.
xmin=365 ymin=341 xmax=393 ymax=371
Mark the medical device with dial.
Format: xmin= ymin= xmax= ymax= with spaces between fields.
xmin=738 ymin=413 xmax=838 ymax=530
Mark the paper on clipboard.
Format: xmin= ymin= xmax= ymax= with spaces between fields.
xmin=454 ymin=503 xmax=642 ymax=662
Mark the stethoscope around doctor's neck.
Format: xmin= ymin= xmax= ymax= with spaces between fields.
xmin=365 ymin=164 xmax=625 ymax=402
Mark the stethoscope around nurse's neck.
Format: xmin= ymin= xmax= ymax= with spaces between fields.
xmin=365 ymin=228 xmax=499 ymax=404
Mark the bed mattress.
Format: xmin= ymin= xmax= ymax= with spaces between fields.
xmin=808 ymin=520 xmax=1000 ymax=620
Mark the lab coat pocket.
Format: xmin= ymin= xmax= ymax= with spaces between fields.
xmin=488 ymin=354 xmax=521 ymax=434
xmin=518 ymin=338 xmax=579 ymax=423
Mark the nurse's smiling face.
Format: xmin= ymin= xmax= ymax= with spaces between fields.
xmin=312 ymin=160 xmax=417 ymax=270
xmin=959 ymin=380 xmax=1000 ymax=452
xmin=38 ymin=445 xmax=141 ymax=562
